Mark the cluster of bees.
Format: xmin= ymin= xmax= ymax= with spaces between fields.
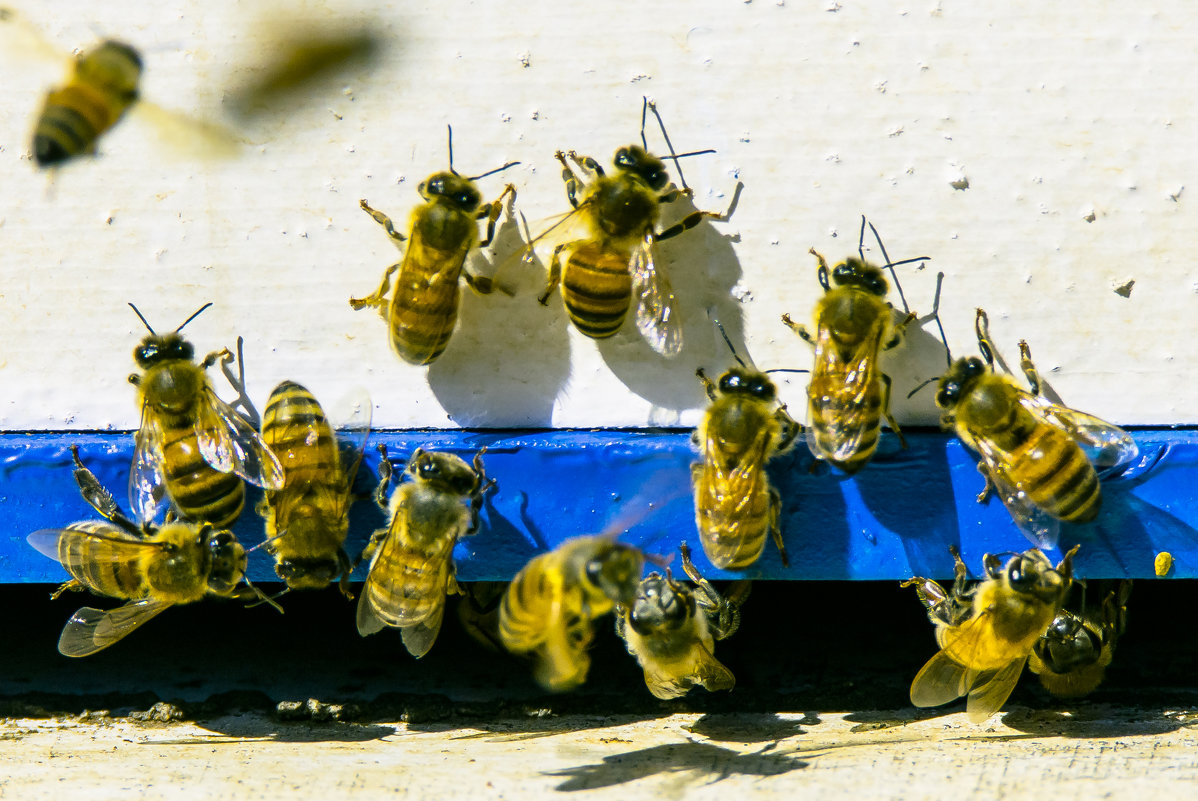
xmin=17 ymin=25 xmax=1147 ymax=715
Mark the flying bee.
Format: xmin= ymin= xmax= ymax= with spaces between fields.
xmin=499 ymin=530 xmax=650 ymax=693
xmin=256 ymin=381 xmax=371 ymax=596
xmin=692 ymin=324 xmax=801 ymax=570
xmin=348 ymin=126 xmax=519 ymax=365
xmin=27 ymin=446 xmax=270 ymax=657
xmin=781 ymin=222 xmax=941 ymax=473
xmin=933 ymin=308 xmax=1139 ymax=548
xmin=616 ymin=542 xmax=747 ymax=700
xmin=534 ymin=99 xmax=732 ymax=356
xmin=30 ymin=38 xmax=142 ymax=167
xmin=128 ymin=303 xmax=285 ymax=528
xmin=904 ymin=545 xmax=1078 ymax=721
xmin=1027 ymin=579 xmax=1131 ymax=698
xmin=356 ymin=444 xmax=495 ymax=658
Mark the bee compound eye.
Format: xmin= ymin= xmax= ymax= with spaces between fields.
xmin=936 ymin=384 xmax=958 ymax=407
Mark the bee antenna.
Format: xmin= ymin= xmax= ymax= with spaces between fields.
xmin=640 ymin=96 xmax=650 ymax=152
xmin=447 ymin=124 xmax=456 ymax=175
xmin=243 ymin=576 xmax=286 ymax=613
xmin=644 ymin=550 xmax=674 ymax=569
xmin=128 ymin=303 xmax=156 ymax=335
xmin=175 ymin=302 xmax=214 ymax=333
xmin=709 ymin=315 xmax=747 ymax=368
xmin=644 ymin=97 xmax=715 ymax=193
xmin=907 ymin=376 xmax=941 ymax=400
xmin=244 ymin=531 xmax=285 ymax=555
xmin=764 ymin=368 xmax=810 ymax=375
xmin=466 ymin=160 xmax=521 ymax=182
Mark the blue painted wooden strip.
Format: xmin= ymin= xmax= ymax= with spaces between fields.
xmin=3 ymin=430 xmax=1195 ymax=583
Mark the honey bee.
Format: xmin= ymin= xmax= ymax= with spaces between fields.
xmin=1027 ymin=579 xmax=1131 ymax=698
xmin=692 ymin=328 xmax=801 ymax=570
xmin=499 ymin=534 xmax=646 ymax=692
xmin=256 ymin=381 xmax=371 ymax=596
xmin=535 ymin=99 xmax=729 ymax=356
xmin=348 ymin=127 xmax=519 ymax=365
xmin=27 ymin=446 xmax=264 ymax=657
xmin=356 ymin=444 xmax=494 ymax=658
xmin=904 ymin=545 xmax=1078 ymax=721
xmin=780 ymin=236 xmax=934 ymax=473
xmin=30 ymin=38 xmax=142 ymax=167
xmin=128 ymin=303 xmax=285 ymax=527
xmin=935 ymin=309 xmax=1139 ymax=548
xmin=615 ymin=542 xmax=747 ymax=700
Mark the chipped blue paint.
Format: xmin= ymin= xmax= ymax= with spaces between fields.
xmin=3 ymin=430 xmax=1195 ymax=583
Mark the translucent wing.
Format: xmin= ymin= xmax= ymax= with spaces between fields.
xmin=805 ymin=318 xmax=885 ymax=463
xmin=57 ymin=598 xmax=173 ymax=657
xmin=643 ymin=642 xmax=735 ymax=700
xmin=400 ymin=597 xmax=446 ymax=659
xmin=1018 ymin=394 xmax=1139 ymax=475
xmin=196 ymin=387 xmax=286 ymax=490
xmin=973 ymin=439 xmax=1062 ymax=550
xmin=130 ymin=100 xmax=243 ymax=160
xmin=965 ymin=657 xmax=1027 ymax=722
xmin=909 ymin=649 xmax=973 ymax=708
xmin=330 ymin=387 xmax=373 ymax=516
xmin=698 ymin=425 xmax=771 ymax=565
xmin=631 ymin=234 xmax=683 ymax=357
xmin=26 ymin=528 xmax=71 ymax=562
xmin=130 ymin=403 xmax=169 ymax=525
xmin=355 ymin=586 xmax=388 ymax=636
xmin=29 ymin=524 xmax=156 ymax=571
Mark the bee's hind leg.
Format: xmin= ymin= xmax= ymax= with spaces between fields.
xmin=1017 ymin=340 xmax=1043 ymax=397
xmin=879 ymin=373 xmax=908 ymax=450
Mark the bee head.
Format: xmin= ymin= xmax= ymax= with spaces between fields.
xmin=935 ymin=357 xmax=986 ymax=409
xmin=1034 ymin=611 xmax=1103 ymax=674
xmin=718 ymin=367 xmax=776 ymax=401
xmin=407 ymin=449 xmax=480 ymax=495
xmin=77 ymin=41 xmax=143 ymax=101
xmin=420 ymin=171 xmax=482 ymax=211
xmin=584 ymin=543 xmax=643 ymax=607
xmin=133 ymin=333 xmax=194 ymax=369
xmin=613 ymin=145 xmax=670 ymax=190
xmin=830 ymin=258 xmax=889 ymax=297
xmin=204 ymin=527 xmax=247 ymax=595
xmin=629 ymin=572 xmax=694 ymax=636
xmin=1004 ymin=549 xmax=1070 ymax=604
xmin=276 ymin=557 xmax=341 ymax=590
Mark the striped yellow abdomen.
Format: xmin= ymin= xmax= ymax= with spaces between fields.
xmin=161 ymin=420 xmax=244 ymax=527
xmin=807 ymin=370 xmax=882 ymax=474
xmin=388 ymin=236 xmax=466 ymax=365
xmin=561 ymin=241 xmax=633 ymax=339
xmin=34 ymin=84 xmax=128 ymax=163
xmin=362 ymin=524 xmax=455 ymax=626
xmin=57 ymin=522 xmax=148 ymax=600
xmin=1010 ymin=424 xmax=1101 ymax=523
xmin=261 ymin=381 xmax=339 ymax=488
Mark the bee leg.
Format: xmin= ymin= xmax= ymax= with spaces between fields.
xmin=780 ymin=313 xmax=816 ymax=346
xmin=555 ymin=150 xmax=588 ymax=207
xmin=373 ymin=444 xmax=394 ymax=512
xmin=537 ymin=245 xmax=566 ymax=305
xmin=680 ymin=542 xmax=740 ymax=639
xmin=655 ymin=209 xmax=720 ymax=242
xmin=975 ymin=462 xmax=996 ymax=505
xmin=49 ymin=580 xmax=84 ymax=601
xmin=768 ymin=487 xmax=789 ymax=567
xmin=1017 ymin=340 xmax=1043 ymax=397
xmin=809 ymin=249 xmax=833 ymax=293
xmin=336 ymin=549 xmax=355 ymax=601
xmin=974 ymin=308 xmax=997 ymax=367
xmin=900 ymin=575 xmax=947 ymax=615
xmin=879 ymin=373 xmax=909 ymax=450
xmin=773 ymin=405 xmax=802 ymax=453
xmin=68 ymin=445 xmax=136 ymax=529
xmin=360 ymin=199 xmax=407 ymax=247
xmin=476 ymin=183 xmax=517 ymax=248
xmin=883 ymin=312 xmax=918 ymax=351
xmin=695 ymin=367 xmax=718 ymax=401
xmin=212 ymin=337 xmax=262 ymax=427
xmin=564 ymin=150 xmax=604 ymax=180
xmin=349 ymin=261 xmax=400 ymax=317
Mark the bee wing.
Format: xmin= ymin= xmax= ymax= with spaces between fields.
xmin=355 ymin=582 xmax=389 ymax=636
xmin=909 ymin=649 xmax=973 ymax=708
xmin=29 ymin=525 xmax=156 ymax=571
xmin=195 ymin=388 xmax=286 ymax=490
xmin=806 ymin=324 xmax=879 ymax=462
xmin=129 ymin=100 xmax=243 ymax=160
xmin=973 ymin=439 xmax=1061 ymax=550
xmin=1018 ymin=394 xmax=1139 ymax=475
xmin=130 ymin=404 xmax=169 ymax=525
xmin=26 ymin=528 xmax=72 ymax=561
xmin=400 ymin=598 xmax=446 ymax=659
xmin=964 ymin=657 xmax=1028 ymax=722
xmin=631 ymin=234 xmax=683 ymax=358
xmin=331 ymin=388 xmax=373 ymax=513
xmin=57 ymin=598 xmax=173 ymax=658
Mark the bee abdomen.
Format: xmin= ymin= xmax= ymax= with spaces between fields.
xmin=262 ymin=381 xmax=339 ymax=483
xmin=388 ymin=274 xmax=461 ymax=364
xmin=1008 ymin=425 xmax=1102 ymax=522
xmin=59 ymin=530 xmax=144 ymax=598
xmin=161 ymin=427 xmax=244 ymax=526
xmin=499 ymin=560 xmax=553 ymax=652
xmin=34 ymin=86 xmax=121 ymax=166
xmin=696 ymin=488 xmax=770 ymax=570
xmin=562 ymin=244 xmax=632 ymax=339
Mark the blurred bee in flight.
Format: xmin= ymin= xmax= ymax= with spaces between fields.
xmin=496 ymin=481 xmax=689 ymax=693
xmin=128 ymin=303 xmax=285 ymax=528
xmin=616 ymin=542 xmax=748 ymax=700
xmin=356 ymin=444 xmax=495 ymax=658
xmin=27 ymin=446 xmax=273 ymax=657
xmin=931 ymin=308 xmax=1138 ymax=549
xmin=349 ymin=126 xmax=519 ymax=365
xmin=904 ymin=545 xmax=1078 ymax=721
xmin=781 ymin=219 xmax=946 ymax=474
xmin=1027 ymin=579 xmax=1131 ymax=698
xmin=1 ymin=9 xmax=238 ymax=168
xmin=533 ymin=98 xmax=734 ymax=356
xmin=257 ymin=381 xmax=371 ymax=597
xmin=692 ymin=321 xmax=801 ymax=570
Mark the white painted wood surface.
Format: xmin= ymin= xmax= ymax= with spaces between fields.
xmin=1 ymin=1 xmax=1193 ymax=430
